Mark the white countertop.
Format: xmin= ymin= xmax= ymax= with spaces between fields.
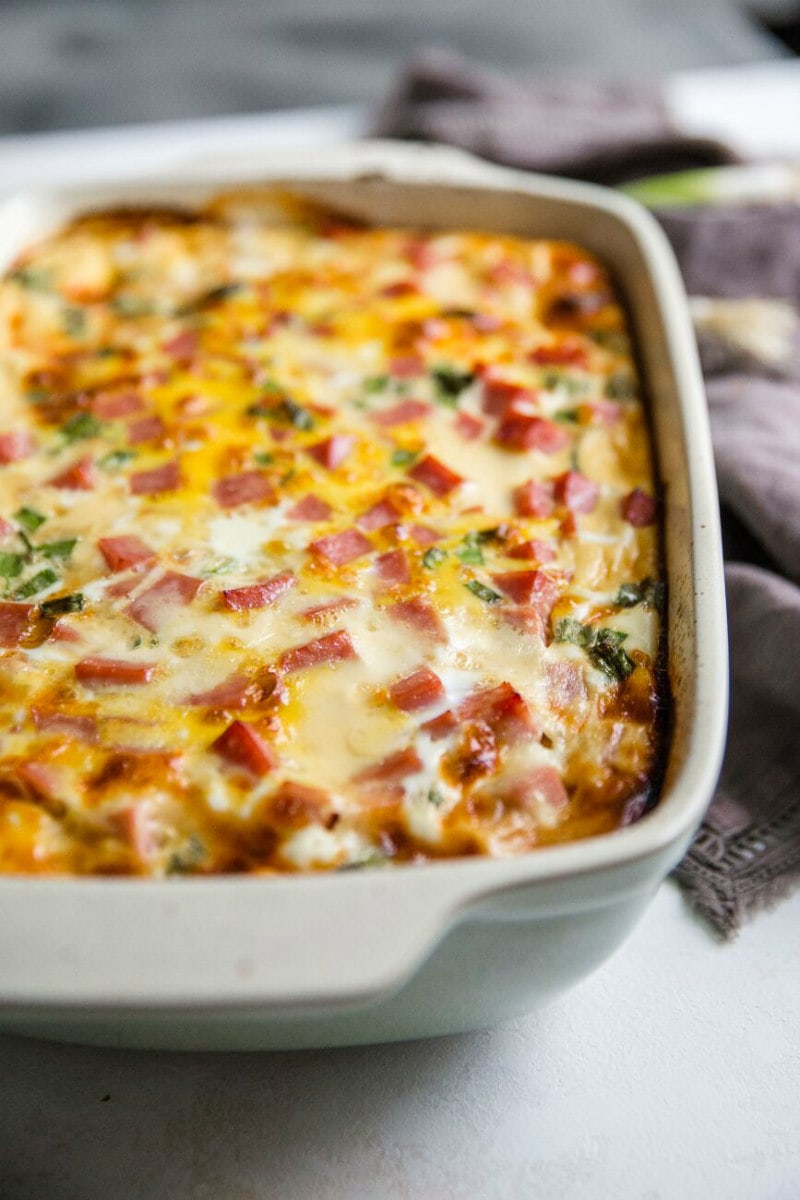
xmin=1 ymin=883 xmax=798 ymax=1200
xmin=1 ymin=76 xmax=799 ymax=1199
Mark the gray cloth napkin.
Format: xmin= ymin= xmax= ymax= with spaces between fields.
xmin=374 ymin=51 xmax=800 ymax=937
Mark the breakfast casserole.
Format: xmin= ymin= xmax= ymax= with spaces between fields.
xmin=0 ymin=191 xmax=667 ymax=876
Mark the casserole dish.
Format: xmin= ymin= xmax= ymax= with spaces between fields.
xmin=0 ymin=141 xmax=727 ymax=1049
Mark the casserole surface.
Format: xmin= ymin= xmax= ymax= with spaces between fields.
xmin=0 ymin=143 xmax=726 ymax=1045
xmin=0 ymin=193 xmax=665 ymax=875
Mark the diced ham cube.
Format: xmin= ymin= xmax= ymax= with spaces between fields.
xmin=586 ymin=399 xmax=622 ymax=426
xmin=356 ymin=497 xmax=401 ymax=532
xmin=222 ymin=571 xmax=294 ymax=612
xmin=212 ymin=470 xmax=274 ymax=509
xmin=306 ymin=434 xmax=355 ymax=470
xmin=389 ymin=667 xmax=445 ymax=713
xmin=546 ymin=660 xmax=588 ymax=708
xmin=98 ymin=535 xmax=157 ymax=573
xmin=91 ymin=390 xmax=145 ymax=419
xmin=492 ymin=569 xmax=561 ymax=617
xmin=0 ymin=517 xmax=12 ymax=535
xmin=279 ymin=629 xmax=357 ymax=674
xmin=529 ymin=341 xmax=587 ymax=367
xmin=31 ymin=708 xmax=98 ymax=742
xmin=49 ymin=456 xmax=97 ymax=490
xmin=508 ymin=539 xmax=556 ymax=563
xmin=386 ymin=596 xmax=447 ymax=643
xmin=374 ymin=549 xmax=410 ymax=587
xmin=553 ymin=470 xmax=599 ymax=514
xmin=130 ymin=459 xmax=180 ymax=496
xmin=310 ymin=528 xmax=372 ymax=567
xmin=511 ymin=765 xmax=570 ymax=814
xmin=16 ymin=761 xmax=64 ymax=804
xmin=212 ymin=720 xmax=278 ymax=778
xmin=621 ymin=488 xmax=658 ymax=527
xmin=370 ymin=400 xmax=431 ymax=426
xmin=408 ymin=454 xmax=463 ymax=498
xmin=287 ymin=494 xmax=333 ymax=521
xmin=500 ymin=606 xmax=548 ymax=642
xmin=494 ymin=413 xmax=570 ymax=454
xmin=421 ymin=709 xmax=458 ymax=740
xmin=186 ymin=671 xmax=279 ymax=709
xmin=163 ymin=329 xmax=199 ymax=361
xmin=269 ymin=780 xmax=331 ymax=827
xmin=407 ymin=524 xmax=441 ymax=546
xmin=513 ymin=479 xmax=555 ymax=518
xmin=0 ymin=431 xmax=36 ymax=464
xmin=125 ymin=571 xmax=203 ymax=632
xmin=454 ymin=411 xmax=484 ymax=441
xmin=459 ymin=682 xmax=541 ymax=742
xmin=389 ymin=354 xmax=425 ymax=378
xmin=354 ymin=746 xmax=423 ymax=784
xmin=75 ymin=657 xmax=157 ymax=686
xmin=481 ymin=377 xmax=535 ymax=418
xmin=300 ymin=598 xmax=358 ymax=624
xmin=0 ymin=601 xmax=36 ymax=648
xmin=114 ymin=803 xmax=156 ymax=863
xmin=127 ymin=415 xmax=166 ymax=445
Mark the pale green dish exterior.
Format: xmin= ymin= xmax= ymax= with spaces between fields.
xmin=0 ymin=143 xmax=728 ymax=1050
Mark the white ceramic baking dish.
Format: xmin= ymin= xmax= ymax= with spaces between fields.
xmin=0 ymin=141 xmax=727 ymax=1050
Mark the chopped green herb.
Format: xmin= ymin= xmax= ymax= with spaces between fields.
xmin=111 ymin=294 xmax=154 ymax=318
xmin=280 ymin=468 xmax=296 ymax=486
xmin=615 ymin=577 xmax=665 ymax=612
xmin=12 ymin=568 xmax=58 ymax=600
xmin=589 ymin=329 xmax=629 ymax=354
xmin=99 ymin=448 xmax=135 ymax=470
xmin=555 ymin=617 xmax=595 ymax=647
xmin=281 ymin=398 xmax=315 ymax=431
xmin=166 ymin=834 xmax=206 ymax=875
xmin=61 ymin=412 xmax=101 ymax=443
xmin=131 ymin=635 xmax=143 ymax=649
xmin=251 ymin=396 xmax=315 ymax=430
xmin=605 ymin=371 xmax=636 ymax=400
xmin=14 ymin=507 xmax=46 ymax=533
xmin=556 ymin=618 xmax=634 ymax=681
xmin=587 ymin=628 xmax=635 ymax=682
xmin=202 ymin=557 xmax=238 ymax=577
xmin=364 ymin=374 xmax=389 ymax=393
xmin=9 ymin=265 xmax=53 ymax=291
xmin=465 ymin=579 xmax=502 ymax=605
xmin=554 ymin=408 xmax=580 ymax=424
xmin=179 ymin=283 xmax=243 ymax=315
xmin=422 ymin=546 xmax=447 ymax=569
xmin=337 ymin=850 xmax=389 ymax=871
xmin=17 ymin=529 xmax=35 ymax=557
xmin=391 ymin=448 xmax=418 ymax=468
xmin=431 ymin=364 xmax=475 ymax=404
xmin=39 ymin=538 xmax=77 ymax=560
xmin=39 ymin=592 xmax=84 ymax=618
xmin=441 ymin=308 xmax=477 ymax=319
xmin=260 ymin=377 xmax=284 ymax=395
xmin=25 ymin=387 xmax=49 ymax=404
xmin=427 ymin=787 xmax=444 ymax=807
xmin=0 ymin=551 xmax=25 ymax=579
xmin=253 ymin=451 xmax=274 ymax=466
xmin=63 ymin=307 xmax=87 ymax=338
xmin=456 ymin=531 xmax=485 ymax=566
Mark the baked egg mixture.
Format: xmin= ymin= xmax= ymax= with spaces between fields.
xmin=0 ymin=191 xmax=666 ymax=875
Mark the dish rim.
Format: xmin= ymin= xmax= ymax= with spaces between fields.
xmin=0 ymin=140 xmax=729 ymax=1012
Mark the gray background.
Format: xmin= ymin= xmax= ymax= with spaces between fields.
xmin=0 ymin=0 xmax=792 ymax=135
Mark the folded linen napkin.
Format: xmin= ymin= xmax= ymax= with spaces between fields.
xmin=374 ymin=51 xmax=800 ymax=937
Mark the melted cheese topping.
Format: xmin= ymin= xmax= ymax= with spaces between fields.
xmin=0 ymin=193 xmax=666 ymax=876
